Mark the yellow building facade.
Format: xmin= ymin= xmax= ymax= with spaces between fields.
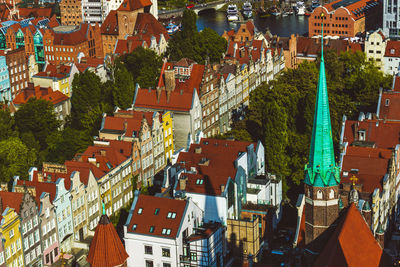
xmin=1 ymin=208 xmax=23 ymax=266
xmin=162 ymin=111 xmax=174 ymax=162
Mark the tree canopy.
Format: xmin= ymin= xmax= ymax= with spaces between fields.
xmin=226 ymin=50 xmax=392 ymax=199
xmin=166 ymin=9 xmax=227 ymax=64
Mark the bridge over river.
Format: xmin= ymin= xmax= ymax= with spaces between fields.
xmin=158 ymin=0 xmax=226 ymax=19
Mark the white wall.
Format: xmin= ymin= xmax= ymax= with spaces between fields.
xmin=185 ymin=193 xmax=227 ymax=224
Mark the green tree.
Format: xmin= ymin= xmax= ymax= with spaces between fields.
xmin=0 ymin=108 xmax=16 ymax=141
xmin=0 ymin=137 xmax=36 ymax=181
xmin=112 ymin=63 xmax=135 ymax=109
xmin=199 ymin=28 xmax=228 ymax=63
xmin=121 ymin=47 xmax=163 ymax=88
xmin=46 ymin=127 xmax=92 ymax=163
xmin=14 ymin=98 xmax=60 ymax=151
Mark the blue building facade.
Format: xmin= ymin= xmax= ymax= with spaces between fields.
xmin=0 ymin=55 xmax=11 ymax=102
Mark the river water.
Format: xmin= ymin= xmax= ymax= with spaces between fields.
xmin=196 ymin=10 xmax=309 ymax=36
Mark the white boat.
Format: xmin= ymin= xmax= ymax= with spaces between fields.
xmin=242 ymin=2 xmax=253 ymax=19
xmin=296 ymin=1 xmax=305 ymax=16
xmin=227 ymin=4 xmax=239 ymax=21
xmin=166 ymin=23 xmax=180 ymax=35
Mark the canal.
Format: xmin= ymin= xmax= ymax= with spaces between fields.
xmin=196 ymin=10 xmax=309 ymax=36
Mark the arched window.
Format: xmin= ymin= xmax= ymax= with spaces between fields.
xmin=329 ymin=189 xmax=335 ymax=199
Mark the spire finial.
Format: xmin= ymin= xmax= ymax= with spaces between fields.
xmin=321 ymin=12 xmax=325 ymax=61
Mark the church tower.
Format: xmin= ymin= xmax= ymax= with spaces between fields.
xmin=304 ymin=14 xmax=341 ymax=245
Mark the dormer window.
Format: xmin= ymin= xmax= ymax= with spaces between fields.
xmin=358 ymin=130 xmax=366 ymax=141
xmin=149 ymin=226 xmax=155 ymax=233
xmin=138 ymin=208 xmax=143 ymax=214
xmin=162 ymin=228 xmax=171 ymax=235
xmin=132 ymin=224 xmax=137 ymax=230
xmin=385 ymin=99 xmax=390 ymax=106
xmin=391 ymin=49 xmax=395 ymax=54
xmin=167 ymin=212 xmax=176 ymax=219
xmin=196 ymin=179 xmax=204 ymax=185
xmin=154 ymin=208 xmax=160 ymax=215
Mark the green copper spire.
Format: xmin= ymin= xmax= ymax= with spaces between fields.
xmin=304 ymin=13 xmax=340 ymax=187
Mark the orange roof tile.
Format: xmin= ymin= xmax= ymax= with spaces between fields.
xmin=385 ymin=40 xmax=400 ymax=57
xmin=322 ymin=0 xmax=378 ymax=20
xmin=176 ymin=138 xmax=256 ymax=195
xmin=127 ymin=194 xmax=187 ymax=238
xmin=0 ymin=191 xmax=24 ymax=214
xmin=87 ymin=214 xmax=128 ymax=267
xmin=341 ymin=146 xmax=391 ymax=192
xmin=13 ymin=84 xmax=69 ymax=106
xmin=18 ymin=7 xmax=52 ymax=18
xmin=379 ymin=91 xmax=400 ymax=121
xmin=313 ymin=204 xmax=383 ymax=267
xmin=100 ymin=10 xmax=118 ymax=35
xmin=117 ymin=0 xmax=152 ymax=11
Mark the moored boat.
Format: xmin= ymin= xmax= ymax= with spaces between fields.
xmin=227 ymin=4 xmax=239 ymax=21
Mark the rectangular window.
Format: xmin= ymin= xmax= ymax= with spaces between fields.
xmin=145 ymin=260 xmax=154 ymax=267
xmin=162 ymin=248 xmax=170 ymax=257
xmin=190 ymin=252 xmax=197 ymax=261
xmin=144 ymin=245 xmax=153 ymax=255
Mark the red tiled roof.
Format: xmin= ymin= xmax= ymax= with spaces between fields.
xmin=313 ymin=204 xmax=383 ymax=267
xmin=114 ymin=38 xmax=147 ymax=55
xmin=16 ymin=176 xmax=57 ymax=206
xmin=245 ymin=21 xmax=255 ymax=36
xmin=0 ymin=191 xmax=24 ymax=214
xmin=176 ymin=138 xmax=256 ymax=195
xmin=65 ymin=161 xmax=105 ymax=180
xmin=393 ymin=76 xmax=400 ymax=92
xmin=101 ymin=116 xmax=142 ymax=137
xmin=127 ymin=194 xmax=187 ymax=238
xmin=87 ymin=215 xmax=128 ymax=267
xmin=18 ymin=7 xmax=52 ymax=18
xmin=379 ymin=91 xmax=400 ymax=121
xmin=52 ymin=24 xmax=89 ymax=46
xmin=341 ymin=146 xmax=391 ymax=192
xmin=134 ymin=88 xmax=195 ymax=112
xmin=77 ymin=140 xmax=132 ymax=174
xmin=225 ymin=40 xmax=264 ymax=65
xmin=322 ymin=0 xmax=378 ymax=20
xmin=135 ymin=13 xmax=169 ymax=41
xmin=117 ymin=0 xmax=152 ymax=11
xmin=342 ymin=119 xmax=400 ymax=149
xmin=385 ymin=40 xmax=400 ymax=57
xmin=13 ymin=84 xmax=69 ymax=106
xmin=113 ymin=109 xmax=155 ymax=126
xmin=100 ymin=10 xmax=118 ymax=35
xmin=297 ymin=37 xmax=362 ymax=57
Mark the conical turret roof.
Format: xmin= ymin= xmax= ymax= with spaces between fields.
xmin=87 ymin=214 xmax=129 ymax=267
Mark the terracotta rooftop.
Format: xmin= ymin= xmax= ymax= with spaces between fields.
xmin=117 ymin=0 xmax=152 ymax=11
xmin=0 ymin=191 xmax=24 ymax=214
xmin=87 ymin=214 xmax=129 ymax=267
xmin=176 ymin=138 xmax=256 ymax=195
xmin=51 ymin=24 xmax=90 ymax=46
xmin=100 ymin=10 xmax=118 ymax=35
xmin=127 ymin=194 xmax=187 ymax=238
xmin=135 ymin=13 xmax=169 ymax=41
xmin=385 ymin=40 xmax=400 ymax=57
xmin=225 ymin=40 xmax=264 ymax=65
xmin=313 ymin=204 xmax=383 ymax=266
xmin=13 ymin=84 xmax=69 ymax=106
xmin=322 ymin=0 xmax=379 ymax=20
xmin=342 ymin=119 xmax=400 ymax=149
xmin=378 ymin=90 xmax=400 ymax=121
xmin=76 ymin=139 xmax=132 ymax=174
xmin=297 ymin=37 xmax=362 ymax=57
xmin=18 ymin=7 xmax=52 ymax=18
xmin=15 ymin=176 xmax=57 ymax=206
xmin=341 ymin=146 xmax=391 ymax=192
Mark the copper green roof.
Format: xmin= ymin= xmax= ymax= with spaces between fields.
xmin=304 ymin=21 xmax=340 ymax=187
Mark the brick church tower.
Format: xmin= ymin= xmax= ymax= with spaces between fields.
xmin=304 ymin=15 xmax=341 ymax=245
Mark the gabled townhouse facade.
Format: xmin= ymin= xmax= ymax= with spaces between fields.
xmin=133 ymin=60 xmax=203 ymax=151
xmin=0 ymin=192 xmax=25 ymax=267
xmin=365 ymin=29 xmax=387 ymax=71
xmin=75 ymin=139 xmax=134 ymax=215
xmin=124 ymin=193 xmax=204 ymax=267
xmin=383 ymin=40 xmax=400 ymax=75
xmin=13 ymin=174 xmax=61 ymax=266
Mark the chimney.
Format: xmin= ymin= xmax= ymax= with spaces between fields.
xmin=34 ymin=85 xmax=41 ymax=98
xmin=156 ymin=87 xmax=161 ymax=103
xmin=180 ymin=177 xmax=187 ymax=191
xmin=123 ymin=120 xmax=128 ymax=131
xmin=220 ymin=184 xmax=225 ymax=193
xmin=88 ymin=157 xmax=97 ymax=165
xmin=195 ymin=146 xmax=202 ymax=154
xmin=164 ymin=67 xmax=175 ymax=93
xmin=100 ymin=149 xmax=106 ymax=157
